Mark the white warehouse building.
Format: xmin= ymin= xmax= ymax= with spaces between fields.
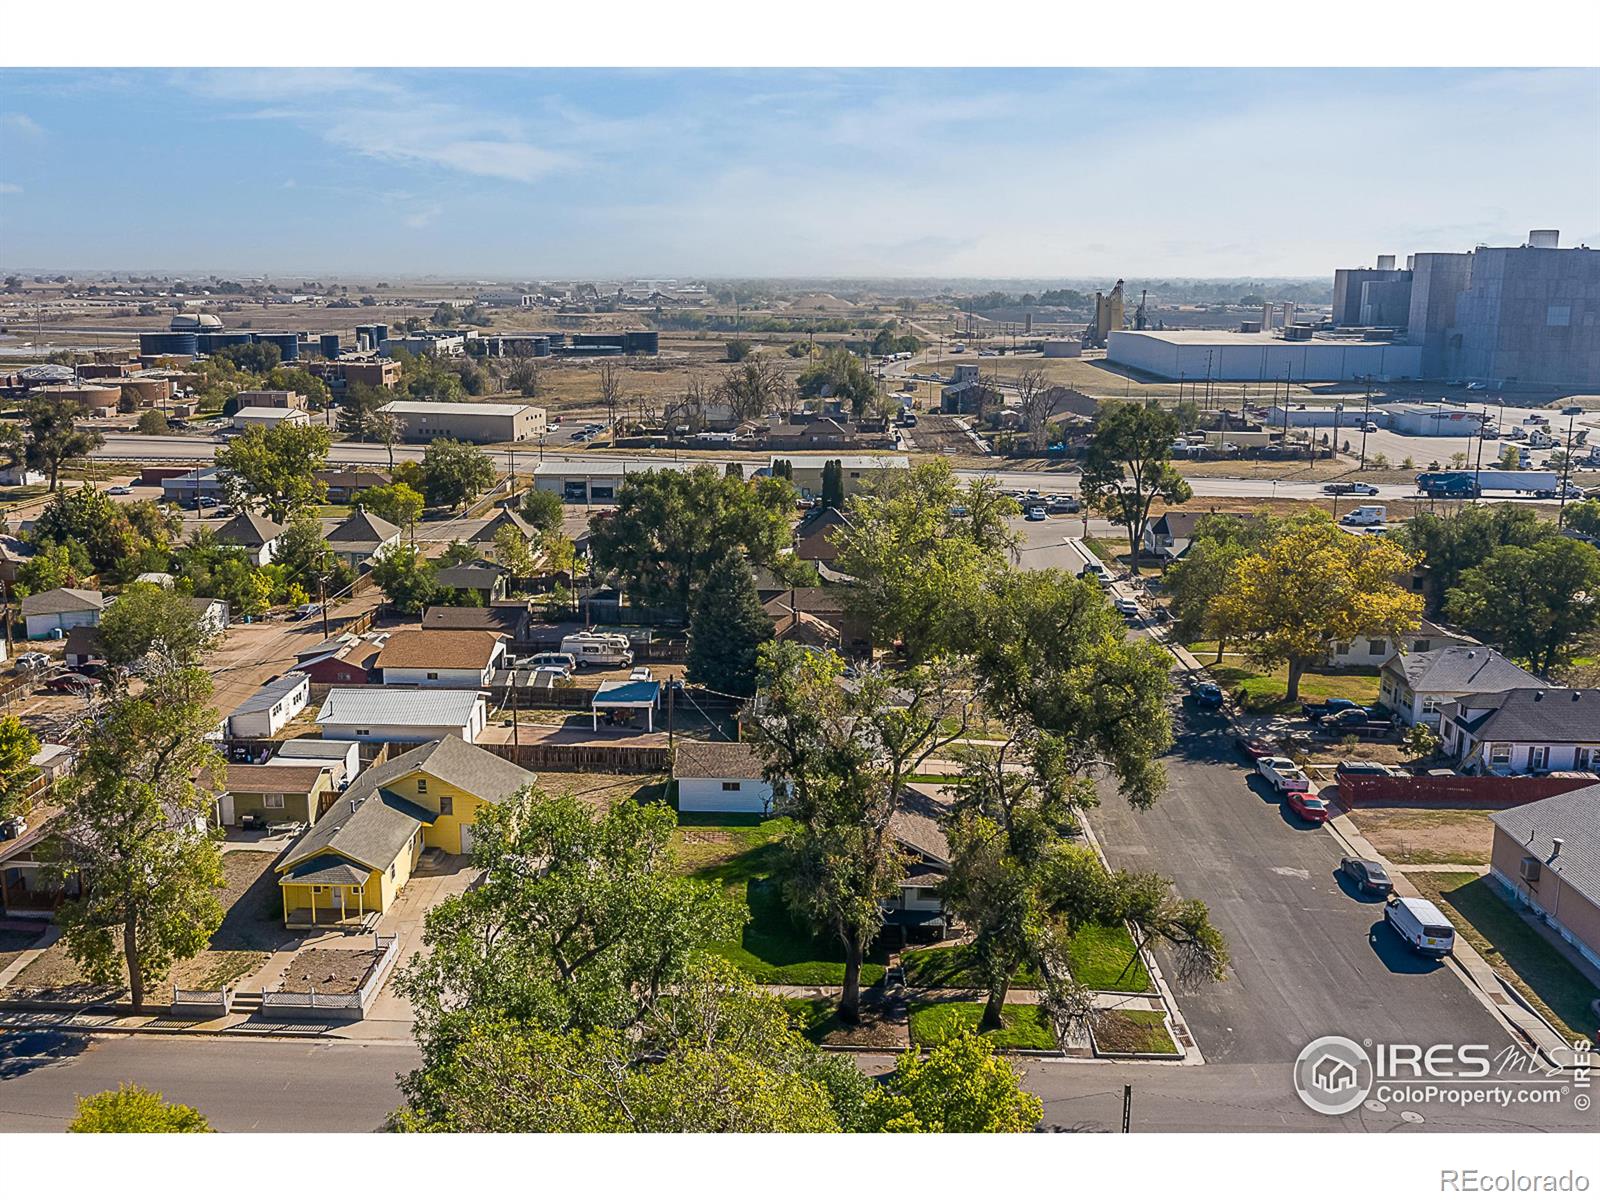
xmin=1107 ymin=330 xmax=1423 ymax=382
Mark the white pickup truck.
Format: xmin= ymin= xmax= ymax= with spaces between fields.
xmin=1256 ymin=756 xmax=1314 ymax=794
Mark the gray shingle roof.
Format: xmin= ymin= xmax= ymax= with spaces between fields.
xmin=280 ymin=788 xmax=435 ymax=874
xmin=673 ymin=740 xmax=765 ymax=781
xmin=20 ymin=587 xmax=105 ymax=617
xmin=279 ymin=855 xmax=372 ymax=886
xmin=215 ymin=511 xmax=285 ymax=546
xmin=1490 ymin=783 xmax=1600 ymax=905
xmin=316 ymin=687 xmax=483 ymax=728
xmin=328 ymin=510 xmax=400 ymax=549
xmin=435 ymin=561 xmax=507 ymax=590
xmin=346 ymin=735 xmax=534 ymax=803
xmin=422 ymin=605 xmax=529 ymax=635
xmin=470 ymin=508 xmax=536 ymax=544
xmin=1387 ymin=646 xmax=1543 ymax=693
xmin=889 ymin=785 xmax=951 ymax=864
xmin=1447 ymin=688 xmax=1600 ymax=743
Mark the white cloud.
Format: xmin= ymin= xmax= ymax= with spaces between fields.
xmin=0 ymin=113 xmax=44 ymax=138
xmin=0 ymin=182 xmax=21 ymax=194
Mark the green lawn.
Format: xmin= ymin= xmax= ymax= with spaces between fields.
xmin=906 ymin=1001 xmax=1057 ymax=1051
xmin=1093 ymin=1009 xmax=1178 ymax=1055
xmin=906 ymin=773 xmax=963 ymax=786
xmin=1065 ymin=923 xmax=1152 ymax=992
xmin=1185 ymin=643 xmax=1380 ymax=715
xmin=674 ymin=814 xmax=886 ymax=988
xmin=899 ymin=923 xmax=1150 ymax=993
xmin=782 ymin=997 xmax=850 ymax=1044
xmin=1409 ymin=873 xmax=1599 ymax=1045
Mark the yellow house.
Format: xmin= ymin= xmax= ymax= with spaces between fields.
xmin=275 ymin=736 xmax=534 ymax=929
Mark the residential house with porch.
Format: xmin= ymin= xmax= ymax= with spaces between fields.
xmin=1378 ymin=646 xmax=1543 ymax=728
xmin=1326 ymin=618 xmax=1479 ymax=669
xmin=422 ymin=603 xmax=532 ymax=644
xmin=275 ymin=736 xmax=534 ymax=927
xmin=884 ymin=786 xmax=952 ymax=940
xmin=1440 ymin=688 xmax=1600 ymax=775
xmin=434 ymin=559 xmax=510 ymax=602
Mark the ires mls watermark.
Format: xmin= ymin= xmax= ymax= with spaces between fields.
xmin=1292 ymin=1035 xmax=1592 ymax=1117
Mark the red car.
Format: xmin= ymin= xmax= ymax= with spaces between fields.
xmin=1285 ymin=791 xmax=1331 ymax=824
xmin=1234 ymin=734 xmax=1274 ymax=762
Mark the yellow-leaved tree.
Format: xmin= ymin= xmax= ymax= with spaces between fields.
xmin=1209 ymin=513 xmax=1423 ymax=702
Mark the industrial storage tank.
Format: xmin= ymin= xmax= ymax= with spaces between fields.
xmin=195 ymin=331 xmax=253 ymax=355
xmin=253 ymin=332 xmax=299 ymax=362
xmin=320 ymin=333 xmax=341 ymax=358
xmin=140 ymin=331 xmax=199 ymax=357
xmin=170 ymin=313 xmax=224 ymax=332
xmin=38 ymin=383 xmax=123 ymax=413
xmin=1041 ymin=339 xmax=1081 ymax=358
xmin=623 ymin=330 xmax=659 ymax=355
xmin=119 ymin=377 xmax=172 ymax=407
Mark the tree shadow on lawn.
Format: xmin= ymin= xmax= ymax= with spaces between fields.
xmin=717 ymin=879 xmax=888 ymax=987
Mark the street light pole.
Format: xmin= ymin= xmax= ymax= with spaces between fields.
xmin=1558 ymin=406 xmax=1582 ymax=528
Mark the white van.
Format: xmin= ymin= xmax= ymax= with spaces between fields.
xmin=1384 ymin=895 xmax=1456 ymax=958
xmin=559 ymin=633 xmax=634 ymax=668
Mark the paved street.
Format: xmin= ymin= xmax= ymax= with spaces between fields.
xmin=0 ymin=1031 xmax=417 ymax=1132
xmin=1090 ymin=700 xmax=1513 ymax=1067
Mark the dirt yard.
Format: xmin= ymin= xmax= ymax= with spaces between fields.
xmin=278 ymin=944 xmax=380 ymax=995
xmin=3 ymin=850 xmax=280 ymax=998
xmin=1344 ymin=806 xmax=1497 ymax=867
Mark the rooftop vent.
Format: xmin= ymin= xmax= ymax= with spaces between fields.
xmin=1550 ymin=837 xmax=1565 ymax=860
xmin=1528 ymin=229 xmax=1560 ymax=249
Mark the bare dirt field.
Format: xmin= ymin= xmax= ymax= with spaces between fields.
xmin=278 ymin=944 xmax=380 ymax=994
xmin=1343 ymin=806 xmax=1497 ymax=867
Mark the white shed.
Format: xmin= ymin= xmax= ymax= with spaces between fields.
xmin=315 ymin=687 xmax=488 ymax=744
xmin=227 ymin=673 xmax=312 ymax=739
xmin=270 ymin=737 xmax=363 ymax=790
xmin=20 ymin=588 xmax=106 ymax=640
xmin=673 ymin=740 xmax=773 ymax=815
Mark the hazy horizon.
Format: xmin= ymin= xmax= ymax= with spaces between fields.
xmin=3 ymin=68 xmax=1597 ymax=278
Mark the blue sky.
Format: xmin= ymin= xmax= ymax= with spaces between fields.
xmin=1 ymin=68 xmax=1596 ymax=278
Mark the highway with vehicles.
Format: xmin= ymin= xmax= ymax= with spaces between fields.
xmin=88 ymin=433 xmax=1477 ymax=504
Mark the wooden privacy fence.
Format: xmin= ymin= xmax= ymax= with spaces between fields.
xmin=1336 ymin=773 xmax=1597 ymax=809
xmin=485 ymin=740 xmax=670 ymax=774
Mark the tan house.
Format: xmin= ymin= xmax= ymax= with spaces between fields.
xmin=1489 ymin=783 xmax=1600 ymax=973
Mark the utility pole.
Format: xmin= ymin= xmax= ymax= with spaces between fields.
xmin=511 ymin=665 xmax=521 ymax=748
xmin=1359 ymin=380 xmax=1372 ymax=471
xmin=666 ymin=677 xmax=675 ymax=751
xmin=318 ymin=577 xmax=330 ymax=639
xmin=1558 ymin=406 xmax=1583 ymax=528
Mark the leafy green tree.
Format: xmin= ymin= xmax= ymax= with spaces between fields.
xmin=686 ymin=549 xmax=775 ymax=696
xmin=136 ymin=409 xmax=169 ymax=435
xmin=363 ymin=408 xmax=405 ymax=470
xmin=214 ymin=421 xmax=332 ymax=521
xmin=588 ymin=465 xmax=794 ymax=619
xmin=213 ymin=340 xmax=280 ymax=374
xmin=1080 ymin=401 xmax=1193 ymax=565
xmin=0 ymin=714 xmax=42 ymax=823
xmin=1164 ymin=512 xmax=1274 ymax=662
xmin=748 ymin=643 xmax=973 ymax=1023
xmin=96 ymin=582 xmax=221 ymax=669
xmin=370 ymin=542 xmax=438 ymax=614
xmin=798 ymin=348 xmax=876 ymax=416
xmin=1446 ymin=538 xmax=1600 ymax=676
xmin=519 ymin=486 xmax=565 ymax=536
xmin=49 ymin=665 xmax=226 ymax=1010
xmin=819 ymin=459 xmax=844 ymax=509
xmin=490 ymin=523 xmax=538 ymax=577
xmin=1209 ymin=513 xmax=1424 ymax=701
xmin=1399 ymin=504 xmax=1550 ymax=611
xmin=1496 ymin=444 xmax=1522 ymax=470
xmin=68 ymin=1084 xmax=212 ymax=1133
xmin=33 ymin=486 xmax=179 ymax=578
xmin=726 ymin=338 xmax=753 ymax=362
xmin=865 ymin=1031 xmax=1042 ymax=1132
xmin=420 ymin=438 xmax=496 ymax=510
xmin=173 ymin=531 xmax=279 ymax=618
xmin=394 ymin=958 xmax=859 ymax=1133
xmin=358 ymin=482 xmax=425 ymax=535
xmin=264 ymin=513 xmax=355 ymax=596
xmin=719 ymin=357 xmax=788 ymax=422
xmin=833 ymin=459 xmax=1017 ymax=660
xmin=507 ymin=360 xmax=542 ymax=398
xmin=336 ymin=381 xmax=389 ymax=436
xmin=1563 ymin=499 xmax=1600 ymax=540
xmin=16 ymin=537 xmax=93 ymax=594
xmin=23 ymin=397 xmax=106 ymax=488
xmin=0 ymin=420 xmax=25 ymax=470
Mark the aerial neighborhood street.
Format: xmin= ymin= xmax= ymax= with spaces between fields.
xmin=1 ymin=55 xmax=1598 ymax=1157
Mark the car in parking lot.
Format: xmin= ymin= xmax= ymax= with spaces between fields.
xmin=107 ymin=484 xmax=134 ymax=496
xmin=1285 ymin=791 xmax=1331 ymax=823
xmin=1234 ymin=733 xmax=1274 ymax=761
xmin=1256 ymin=756 xmax=1313 ymax=793
xmin=1338 ymin=857 xmax=1392 ymax=895
xmin=1187 ymin=681 xmax=1225 ymax=710
xmin=1025 ymin=506 xmax=1047 ymax=521
xmin=1046 ymin=496 xmax=1080 ymax=514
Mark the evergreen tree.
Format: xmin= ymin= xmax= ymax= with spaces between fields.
xmin=686 ymin=549 xmax=775 ymax=696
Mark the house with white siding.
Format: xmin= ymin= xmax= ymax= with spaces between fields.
xmin=673 ymin=741 xmax=773 ymax=815
xmin=1377 ymin=646 xmax=1543 ymax=728
xmin=374 ymin=630 xmax=506 ymax=689
xmin=315 ymin=687 xmax=488 ymax=745
xmin=1440 ymin=688 xmax=1600 ymax=775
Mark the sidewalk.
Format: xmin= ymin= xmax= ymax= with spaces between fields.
xmin=1328 ymin=809 xmax=1581 ymax=1070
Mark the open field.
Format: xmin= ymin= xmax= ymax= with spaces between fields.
xmin=1344 ymin=806 xmax=1496 ymax=866
xmin=1409 ymin=872 xmax=1599 ymax=1044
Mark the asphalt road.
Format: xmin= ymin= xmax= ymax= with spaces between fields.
xmin=1090 ymin=700 xmax=1512 ymax=1066
xmin=90 ymin=432 xmax=1443 ymax=502
xmin=0 ymin=1030 xmax=418 ymax=1132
